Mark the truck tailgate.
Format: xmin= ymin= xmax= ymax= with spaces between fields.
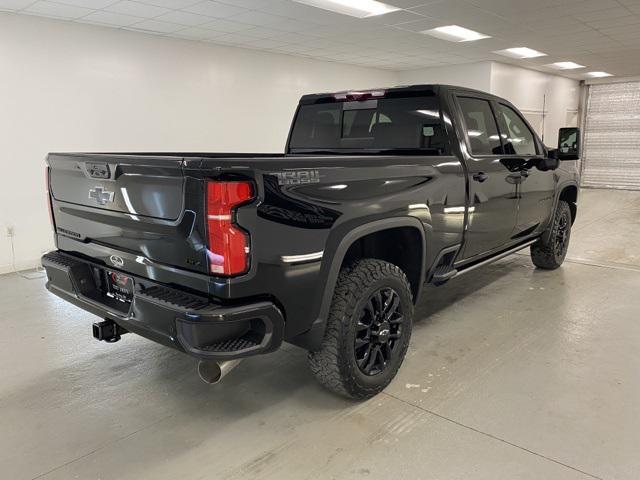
xmin=49 ymin=154 xmax=184 ymax=220
xmin=47 ymin=153 xmax=208 ymax=275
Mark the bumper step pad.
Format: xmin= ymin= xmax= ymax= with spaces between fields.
xmin=200 ymin=335 xmax=259 ymax=353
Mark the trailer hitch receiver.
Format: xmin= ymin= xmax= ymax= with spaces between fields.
xmin=92 ymin=319 xmax=127 ymax=343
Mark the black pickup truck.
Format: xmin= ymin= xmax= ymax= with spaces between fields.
xmin=42 ymin=84 xmax=580 ymax=399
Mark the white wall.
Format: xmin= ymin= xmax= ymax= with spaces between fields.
xmin=0 ymin=13 xmax=398 ymax=274
xmin=489 ymin=62 xmax=580 ymax=145
xmin=398 ymin=62 xmax=493 ymax=92
xmin=398 ymin=61 xmax=580 ymax=145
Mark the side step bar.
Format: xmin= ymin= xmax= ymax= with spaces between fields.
xmin=430 ymin=245 xmax=461 ymax=284
xmin=432 ymin=268 xmax=457 ymax=284
xmin=452 ymin=239 xmax=537 ymax=279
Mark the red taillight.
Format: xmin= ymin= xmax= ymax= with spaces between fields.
xmin=206 ymin=180 xmax=254 ymax=276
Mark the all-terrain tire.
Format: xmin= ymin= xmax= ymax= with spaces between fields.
xmin=308 ymin=259 xmax=413 ymax=400
xmin=531 ymin=200 xmax=572 ymax=270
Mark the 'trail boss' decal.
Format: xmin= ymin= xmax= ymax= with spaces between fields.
xmin=271 ymin=170 xmax=321 ymax=185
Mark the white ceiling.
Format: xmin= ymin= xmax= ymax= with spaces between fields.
xmin=2 ymin=0 xmax=640 ymax=78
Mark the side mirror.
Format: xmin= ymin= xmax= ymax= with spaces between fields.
xmin=556 ymin=127 xmax=580 ymax=160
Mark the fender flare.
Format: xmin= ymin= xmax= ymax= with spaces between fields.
xmin=553 ymin=181 xmax=579 ymax=221
xmin=294 ymin=216 xmax=428 ymax=350
xmin=534 ymin=181 xmax=579 ymax=246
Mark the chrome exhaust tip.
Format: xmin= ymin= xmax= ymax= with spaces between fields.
xmin=197 ymin=359 xmax=242 ymax=384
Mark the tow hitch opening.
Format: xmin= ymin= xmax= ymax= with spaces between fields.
xmin=92 ymin=319 xmax=127 ymax=343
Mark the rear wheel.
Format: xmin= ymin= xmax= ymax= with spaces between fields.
xmin=308 ymin=259 xmax=413 ymax=400
xmin=531 ymin=200 xmax=572 ymax=270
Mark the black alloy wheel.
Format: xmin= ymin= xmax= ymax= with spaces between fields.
xmin=554 ymin=211 xmax=570 ymax=258
xmin=354 ymin=287 xmax=404 ymax=376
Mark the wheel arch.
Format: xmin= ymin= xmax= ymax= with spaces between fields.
xmin=557 ymin=183 xmax=579 ymax=224
xmin=293 ymin=217 xmax=428 ymax=351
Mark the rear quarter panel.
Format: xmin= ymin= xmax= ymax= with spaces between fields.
xmin=190 ymin=154 xmax=466 ymax=344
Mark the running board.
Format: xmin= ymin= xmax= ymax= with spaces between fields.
xmin=452 ymin=239 xmax=538 ymax=279
xmin=431 ymin=268 xmax=457 ymax=284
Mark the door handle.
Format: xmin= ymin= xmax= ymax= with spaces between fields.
xmin=520 ymin=170 xmax=530 ymax=178
xmin=473 ymin=172 xmax=489 ymax=183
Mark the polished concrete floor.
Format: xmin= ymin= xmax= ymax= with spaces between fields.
xmin=1 ymin=188 xmax=639 ymax=480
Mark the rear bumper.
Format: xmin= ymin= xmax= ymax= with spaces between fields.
xmin=41 ymin=251 xmax=285 ymax=361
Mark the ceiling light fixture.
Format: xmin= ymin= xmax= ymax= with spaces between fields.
xmin=292 ymin=0 xmax=400 ymax=18
xmin=548 ymin=61 xmax=585 ymax=70
xmin=587 ymin=71 xmax=613 ymax=78
xmin=421 ymin=25 xmax=491 ymax=42
xmin=494 ymin=47 xmax=547 ymax=59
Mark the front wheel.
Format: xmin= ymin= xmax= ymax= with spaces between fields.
xmin=531 ymin=200 xmax=572 ymax=270
xmin=308 ymin=259 xmax=413 ymax=400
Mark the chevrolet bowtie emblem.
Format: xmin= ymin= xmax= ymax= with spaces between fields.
xmin=88 ymin=186 xmax=115 ymax=205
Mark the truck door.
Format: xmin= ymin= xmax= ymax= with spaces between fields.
xmin=493 ymin=102 xmax=556 ymax=237
xmin=454 ymin=95 xmax=519 ymax=259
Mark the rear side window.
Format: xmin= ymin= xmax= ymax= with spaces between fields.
xmin=496 ymin=104 xmax=537 ymax=155
xmin=289 ymin=95 xmax=447 ymax=154
xmin=457 ymin=97 xmax=502 ymax=156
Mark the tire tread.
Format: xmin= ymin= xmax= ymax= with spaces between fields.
xmin=308 ymin=259 xmax=413 ymax=399
xmin=531 ymin=200 xmax=572 ymax=270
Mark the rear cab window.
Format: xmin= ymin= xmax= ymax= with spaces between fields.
xmin=288 ymin=93 xmax=449 ymax=155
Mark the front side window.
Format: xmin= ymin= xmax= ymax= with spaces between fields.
xmin=289 ymin=95 xmax=447 ymax=154
xmin=457 ymin=97 xmax=502 ymax=156
xmin=496 ymin=104 xmax=537 ymax=155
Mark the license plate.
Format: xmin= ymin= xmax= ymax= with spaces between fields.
xmin=106 ymin=270 xmax=134 ymax=303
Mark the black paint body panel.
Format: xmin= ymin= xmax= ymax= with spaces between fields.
xmin=44 ymin=85 xmax=579 ymax=357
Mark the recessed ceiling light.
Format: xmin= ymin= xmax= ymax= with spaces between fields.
xmin=494 ymin=47 xmax=547 ymax=59
xmin=292 ymin=0 xmax=400 ymax=18
xmin=587 ymin=71 xmax=613 ymax=78
xmin=548 ymin=61 xmax=585 ymax=70
xmin=421 ymin=25 xmax=491 ymax=42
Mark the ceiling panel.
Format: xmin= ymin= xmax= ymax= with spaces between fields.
xmin=55 ymin=0 xmax=119 ymax=8
xmin=81 ymin=10 xmax=143 ymax=25
xmin=23 ymin=1 xmax=94 ymax=19
xmin=183 ymin=0 xmax=245 ymax=17
xmin=127 ymin=18 xmax=184 ymax=32
xmin=1 ymin=0 xmax=639 ymax=77
xmin=172 ymin=25 xmax=221 ymax=38
xmin=138 ymin=0 xmax=200 ymax=8
xmin=104 ymin=1 xmax=170 ymax=17
xmin=155 ymin=9 xmax=213 ymax=25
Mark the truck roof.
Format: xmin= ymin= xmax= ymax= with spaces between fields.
xmin=299 ymin=84 xmax=500 ymax=105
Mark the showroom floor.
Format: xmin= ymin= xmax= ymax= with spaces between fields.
xmin=1 ymin=188 xmax=639 ymax=480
